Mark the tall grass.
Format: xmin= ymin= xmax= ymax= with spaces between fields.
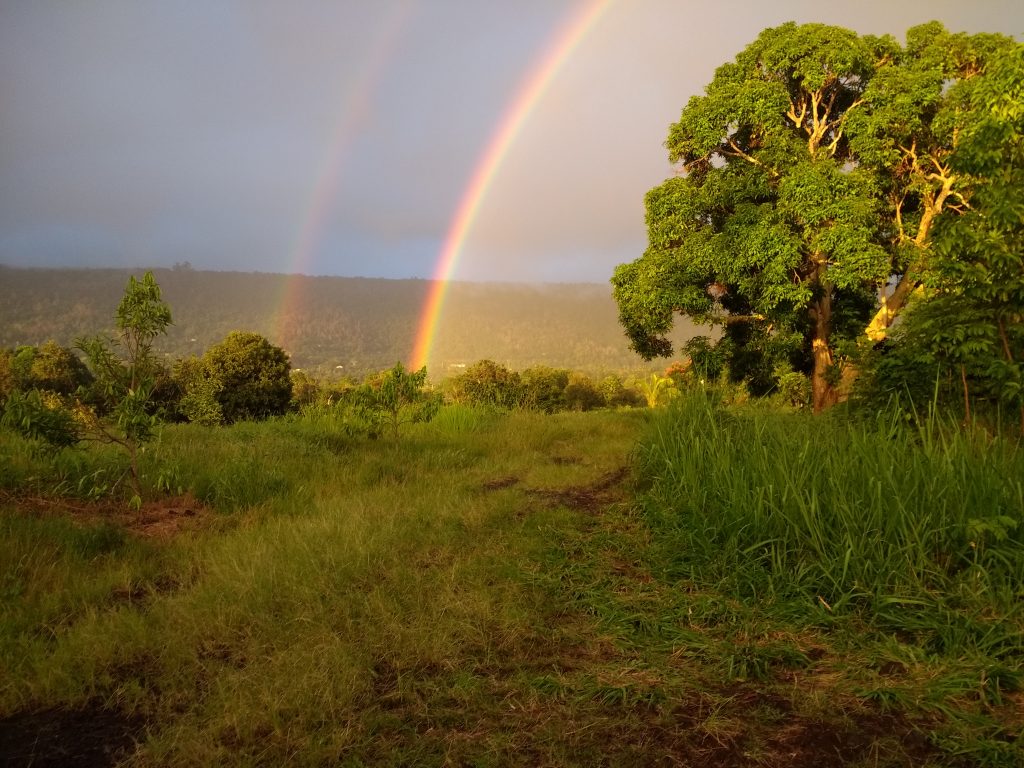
xmin=634 ymin=392 xmax=1024 ymax=651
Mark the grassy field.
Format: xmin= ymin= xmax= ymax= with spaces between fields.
xmin=1 ymin=398 xmax=1022 ymax=766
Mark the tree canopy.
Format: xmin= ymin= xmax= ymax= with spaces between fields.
xmin=613 ymin=21 xmax=1020 ymax=412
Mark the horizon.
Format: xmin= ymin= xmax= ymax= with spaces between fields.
xmin=0 ymin=260 xmax=617 ymax=288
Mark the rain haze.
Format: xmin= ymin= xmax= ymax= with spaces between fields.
xmin=2 ymin=0 xmax=1023 ymax=284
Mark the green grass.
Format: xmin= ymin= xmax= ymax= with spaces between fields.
xmin=1 ymin=399 xmax=1022 ymax=766
xmin=633 ymin=394 xmax=1024 ymax=633
xmin=624 ymin=392 xmax=1024 ymax=764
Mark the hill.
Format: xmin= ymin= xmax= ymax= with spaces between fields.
xmin=0 ymin=265 xmax=700 ymax=378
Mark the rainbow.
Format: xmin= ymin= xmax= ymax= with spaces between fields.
xmin=273 ymin=3 xmax=414 ymax=353
xmin=409 ymin=0 xmax=611 ymax=372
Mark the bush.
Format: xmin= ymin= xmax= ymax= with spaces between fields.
xmin=173 ymin=356 xmax=224 ymax=426
xmin=290 ymin=370 xmax=322 ymax=409
xmin=353 ymin=363 xmax=440 ymax=438
xmin=202 ymin=332 xmax=293 ymax=423
xmin=447 ymin=359 xmax=523 ymax=408
xmin=563 ymin=373 xmax=603 ymax=412
xmin=597 ymin=375 xmax=643 ymax=408
xmin=520 ymin=366 xmax=569 ymax=413
xmin=683 ymin=336 xmax=727 ymax=382
xmin=0 ymin=389 xmax=80 ymax=451
xmin=16 ymin=341 xmax=94 ymax=396
xmin=774 ymin=368 xmax=810 ymax=408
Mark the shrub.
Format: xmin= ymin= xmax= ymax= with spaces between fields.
xmin=597 ymin=375 xmax=643 ymax=408
xmin=202 ymin=331 xmax=292 ymax=423
xmin=173 ymin=356 xmax=224 ymax=426
xmin=520 ymin=366 xmax=569 ymax=413
xmin=774 ymin=367 xmax=810 ymax=408
xmin=448 ymin=359 xmax=523 ymax=408
xmin=15 ymin=341 xmax=94 ymax=396
xmin=563 ymin=373 xmax=603 ymax=412
xmin=290 ymin=370 xmax=322 ymax=409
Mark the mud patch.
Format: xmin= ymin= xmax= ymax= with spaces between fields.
xmin=527 ymin=466 xmax=629 ymax=513
xmin=0 ymin=706 xmax=143 ymax=767
xmin=482 ymin=476 xmax=519 ymax=491
xmin=764 ymin=709 xmax=937 ymax=768
xmin=118 ymin=495 xmax=207 ymax=538
xmin=2 ymin=491 xmax=210 ymax=539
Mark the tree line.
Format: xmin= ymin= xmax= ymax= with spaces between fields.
xmin=0 ymin=265 xmax=700 ymax=377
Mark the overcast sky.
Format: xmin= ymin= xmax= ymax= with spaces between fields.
xmin=2 ymin=1 xmax=1022 ymax=284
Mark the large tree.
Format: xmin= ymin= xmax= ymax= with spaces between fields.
xmin=613 ymin=22 xmax=1016 ymax=411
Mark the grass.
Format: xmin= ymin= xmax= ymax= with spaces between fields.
xmin=633 ymin=394 xmax=1024 ymax=637
xmin=624 ymin=392 xmax=1024 ymax=765
xmin=1 ymin=399 xmax=1022 ymax=766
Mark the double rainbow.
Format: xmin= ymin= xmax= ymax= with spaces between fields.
xmin=409 ymin=0 xmax=611 ymax=372
xmin=270 ymin=1 xmax=610 ymax=368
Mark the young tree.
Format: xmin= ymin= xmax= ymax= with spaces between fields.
xmin=75 ymin=271 xmax=173 ymax=498
xmin=353 ymin=363 xmax=440 ymax=438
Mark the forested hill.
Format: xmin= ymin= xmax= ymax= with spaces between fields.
xmin=0 ymin=265 xmax=699 ymax=377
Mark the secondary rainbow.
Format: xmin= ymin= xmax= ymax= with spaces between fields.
xmin=273 ymin=3 xmax=414 ymax=353
xmin=409 ymin=0 xmax=611 ymax=371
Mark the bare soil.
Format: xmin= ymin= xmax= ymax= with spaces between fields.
xmin=0 ymin=706 xmax=143 ymax=768
xmin=2 ymin=491 xmax=210 ymax=539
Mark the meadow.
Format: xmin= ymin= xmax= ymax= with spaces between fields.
xmin=1 ymin=395 xmax=1022 ymax=767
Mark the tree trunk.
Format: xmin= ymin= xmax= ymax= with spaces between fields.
xmin=865 ymin=273 xmax=921 ymax=342
xmin=865 ymin=174 xmax=954 ymax=342
xmin=811 ymin=267 xmax=837 ymax=413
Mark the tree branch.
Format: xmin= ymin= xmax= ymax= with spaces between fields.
xmin=893 ymin=191 xmax=908 ymax=243
xmin=787 ymin=98 xmax=808 ymax=129
xmin=724 ymin=138 xmax=776 ymax=176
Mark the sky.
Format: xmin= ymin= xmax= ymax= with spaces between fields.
xmin=2 ymin=1 xmax=1023 ymax=285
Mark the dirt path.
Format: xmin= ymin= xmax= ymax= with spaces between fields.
xmin=459 ymin=464 xmax=944 ymax=767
